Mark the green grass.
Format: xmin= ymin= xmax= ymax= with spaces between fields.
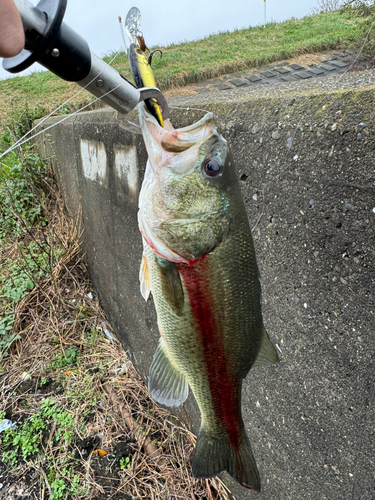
xmin=0 ymin=151 xmax=47 ymax=234
xmin=1 ymin=398 xmax=76 ymax=465
xmin=0 ymin=151 xmax=61 ymax=359
xmin=105 ymin=8 xmax=375 ymax=88
xmin=0 ymin=7 xmax=374 ymax=130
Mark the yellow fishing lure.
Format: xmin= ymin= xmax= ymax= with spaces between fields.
xmin=128 ymin=41 xmax=164 ymax=127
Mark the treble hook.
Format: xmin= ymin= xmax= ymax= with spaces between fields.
xmin=148 ymin=49 xmax=163 ymax=66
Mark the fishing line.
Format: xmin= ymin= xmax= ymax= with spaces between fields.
xmin=0 ymin=80 xmax=134 ymax=157
xmin=0 ymin=51 xmax=122 ymax=158
xmin=169 ymin=105 xmax=216 ymax=117
xmin=125 ymin=121 xmax=141 ymax=131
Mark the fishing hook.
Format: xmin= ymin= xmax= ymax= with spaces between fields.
xmin=148 ymin=49 xmax=163 ymax=66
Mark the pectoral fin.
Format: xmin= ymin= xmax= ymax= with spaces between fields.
xmin=252 ymin=325 xmax=280 ymax=368
xmin=155 ymin=256 xmax=184 ymax=316
xmin=148 ymin=338 xmax=189 ymax=407
xmin=139 ymin=252 xmax=151 ymax=301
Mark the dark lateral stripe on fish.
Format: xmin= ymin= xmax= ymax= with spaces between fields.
xmin=178 ymin=256 xmax=241 ymax=449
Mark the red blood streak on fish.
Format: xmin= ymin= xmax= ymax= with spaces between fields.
xmin=178 ymin=256 xmax=241 ymax=450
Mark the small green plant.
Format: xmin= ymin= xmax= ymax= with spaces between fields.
xmin=59 ymin=104 xmax=72 ymax=115
xmin=1 ymin=398 xmax=77 ymax=492
xmin=0 ymin=151 xmax=47 ymax=237
xmin=2 ymin=413 xmax=46 ymax=465
xmin=50 ymin=478 xmax=67 ymax=500
xmin=84 ymin=327 xmax=101 ymax=346
xmin=46 ymin=346 xmax=79 ymax=372
xmin=40 ymin=376 xmax=47 ymax=385
xmin=48 ymin=471 xmax=86 ymax=500
xmin=119 ymin=456 xmax=130 ymax=470
xmin=0 ymin=313 xmax=18 ymax=359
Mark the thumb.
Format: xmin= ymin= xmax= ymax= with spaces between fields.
xmin=0 ymin=0 xmax=25 ymax=58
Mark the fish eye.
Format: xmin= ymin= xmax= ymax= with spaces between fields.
xmin=202 ymin=157 xmax=222 ymax=177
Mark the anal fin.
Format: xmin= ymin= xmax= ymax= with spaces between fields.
xmin=148 ymin=338 xmax=189 ymax=407
xmin=252 ymin=325 xmax=280 ymax=368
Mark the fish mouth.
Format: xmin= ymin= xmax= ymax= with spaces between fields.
xmin=138 ymin=102 xmax=217 ymax=158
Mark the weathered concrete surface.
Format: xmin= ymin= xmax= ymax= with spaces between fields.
xmin=36 ymin=70 xmax=375 ymax=499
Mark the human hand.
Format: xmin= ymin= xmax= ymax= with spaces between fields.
xmin=0 ymin=0 xmax=25 ymax=58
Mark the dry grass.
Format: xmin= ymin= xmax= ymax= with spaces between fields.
xmin=0 ymin=166 xmax=233 ymax=500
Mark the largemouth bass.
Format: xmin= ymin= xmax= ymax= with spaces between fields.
xmin=138 ymin=102 xmax=279 ymax=491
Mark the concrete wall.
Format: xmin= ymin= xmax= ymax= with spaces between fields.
xmin=35 ymin=70 xmax=375 ymax=500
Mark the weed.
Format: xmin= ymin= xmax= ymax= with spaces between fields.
xmin=2 ymin=413 xmax=45 ymax=465
xmin=84 ymin=327 xmax=101 ymax=346
xmin=0 ymin=231 xmax=57 ymax=359
xmin=120 ymin=456 xmax=130 ymax=470
xmin=0 ymin=153 xmax=63 ymax=362
xmin=49 ymin=471 xmax=88 ymax=500
xmin=50 ymin=479 xmax=67 ymax=500
xmin=0 ymin=151 xmax=47 ymax=237
xmin=58 ymin=103 xmax=76 ymax=115
xmin=0 ymin=99 xmax=47 ymax=154
xmin=0 ymin=314 xmax=18 ymax=358
xmin=46 ymin=346 xmax=79 ymax=371
xmin=0 ymin=241 xmax=51 ymax=302
xmin=1 ymin=398 xmax=75 ymax=464
xmin=1 ymin=398 xmax=83 ymax=499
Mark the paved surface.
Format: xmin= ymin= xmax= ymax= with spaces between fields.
xmin=165 ymin=49 xmax=374 ymax=98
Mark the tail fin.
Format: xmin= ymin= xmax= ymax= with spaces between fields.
xmin=192 ymin=428 xmax=261 ymax=491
